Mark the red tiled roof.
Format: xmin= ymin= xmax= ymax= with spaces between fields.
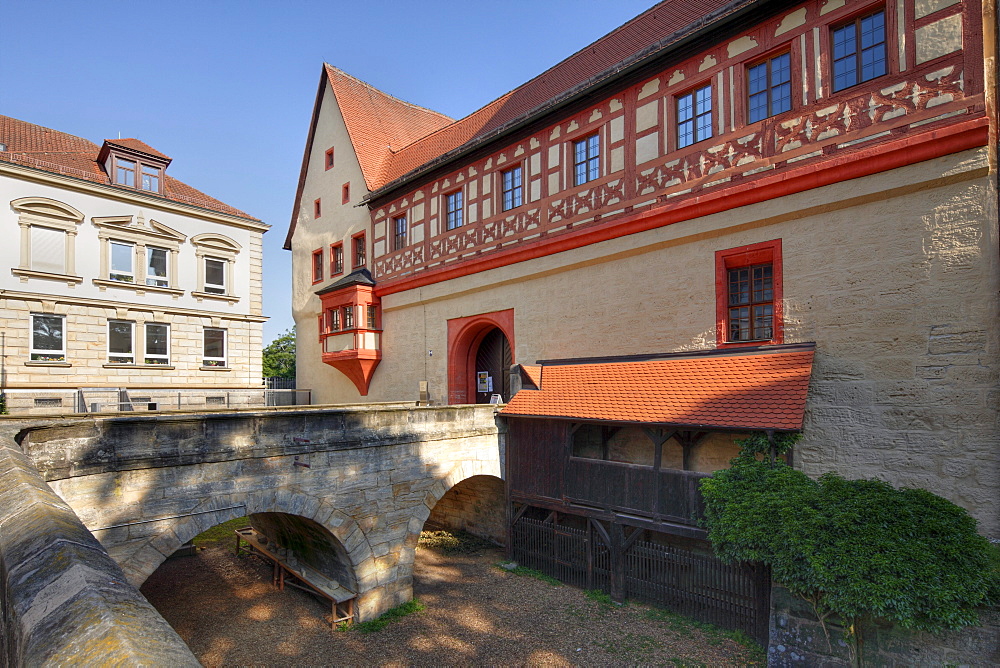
xmin=0 ymin=115 xmax=258 ymax=220
xmin=325 ymin=64 xmax=454 ymax=191
xmin=365 ymin=0 xmax=745 ymax=192
xmin=501 ymin=348 xmax=814 ymax=431
xmin=103 ymin=138 xmax=172 ymax=162
xmin=521 ymin=364 xmax=543 ymax=388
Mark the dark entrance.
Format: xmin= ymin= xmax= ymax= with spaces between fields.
xmin=474 ymin=327 xmax=511 ymax=403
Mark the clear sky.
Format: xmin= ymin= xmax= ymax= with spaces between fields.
xmin=2 ymin=0 xmax=655 ymax=343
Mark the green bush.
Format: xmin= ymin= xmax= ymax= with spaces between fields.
xmin=700 ymin=444 xmax=1000 ymax=636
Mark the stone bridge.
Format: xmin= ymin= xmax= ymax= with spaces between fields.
xmin=1 ymin=404 xmax=504 ymax=663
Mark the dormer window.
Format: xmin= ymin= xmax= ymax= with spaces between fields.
xmin=98 ymin=139 xmax=171 ymax=196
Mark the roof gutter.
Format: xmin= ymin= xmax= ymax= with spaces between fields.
xmin=364 ymin=0 xmax=794 ymax=207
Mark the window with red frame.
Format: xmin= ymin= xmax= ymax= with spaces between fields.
xmin=311 ymin=248 xmax=323 ymax=283
xmin=342 ymin=182 xmax=351 ymax=204
xmin=353 ymin=234 xmax=366 ymax=268
xmin=832 ymin=10 xmax=887 ymax=92
xmin=330 ymin=243 xmax=344 ymax=275
xmin=327 ymin=307 xmax=340 ymax=331
xmin=343 ymin=305 xmax=355 ymax=329
xmin=715 ymin=240 xmax=783 ymax=346
xmin=325 ymin=147 xmax=335 ymax=170
xmin=314 ymin=198 xmax=322 ymax=218
xmin=392 ymin=215 xmax=407 ymax=250
xmin=366 ymin=304 xmax=378 ymax=329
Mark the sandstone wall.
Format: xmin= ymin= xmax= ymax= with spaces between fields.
xmin=426 ymin=474 xmax=506 ymax=544
xmin=0 ymin=425 xmax=197 ymax=666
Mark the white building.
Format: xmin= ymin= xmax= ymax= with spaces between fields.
xmin=0 ymin=116 xmax=269 ymax=414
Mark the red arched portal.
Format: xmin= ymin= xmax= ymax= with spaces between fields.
xmin=446 ymin=309 xmax=515 ymax=405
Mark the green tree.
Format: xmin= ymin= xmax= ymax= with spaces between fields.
xmin=262 ymin=329 xmax=296 ymax=379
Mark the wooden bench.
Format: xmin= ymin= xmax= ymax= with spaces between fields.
xmin=235 ymin=526 xmax=355 ymax=627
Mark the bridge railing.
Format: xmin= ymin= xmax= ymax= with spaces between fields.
xmin=0 ymin=387 xmax=313 ymax=415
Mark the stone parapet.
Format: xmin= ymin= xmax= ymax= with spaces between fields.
xmin=0 ymin=428 xmax=198 ymax=666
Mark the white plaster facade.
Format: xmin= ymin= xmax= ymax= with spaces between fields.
xmin=1 ymin=125 xmax=269 ymax=415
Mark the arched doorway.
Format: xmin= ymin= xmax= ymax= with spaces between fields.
xmin=474 ymin=327 xmax=511 ymax=403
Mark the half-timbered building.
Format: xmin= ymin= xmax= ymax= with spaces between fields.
xmin=286 ymin=0 xmax=998 ymax=636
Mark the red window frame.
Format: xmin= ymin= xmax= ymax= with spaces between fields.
xmin=715 ymin=239 xmax=783 ymax=347
xmin=352 ymin=232 xmax=366 ymax=269
xmin=392 ymin=215 xmax=407 ymax=251
xmin=330 ymin=242 xmax=344 ymax=276
xmin=311 ymin=248 xmax=324 ymax=284
xmin=314 ymin=198 xmax=322 ymax=218
xmin=325 ymin=147 xmax=335 ymax=170
xmin=342 ymin=182 xmax=351 ymax=204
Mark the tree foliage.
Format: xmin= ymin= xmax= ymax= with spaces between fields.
xmin=700 ymin=439 xmax=1000 ymax=636
xmin=262 ymin=329 xmax=296 ymax=379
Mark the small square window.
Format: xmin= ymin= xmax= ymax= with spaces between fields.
xmin=573 ymin=134 xmax=600 ymax=186
xmin=330 ymin=243 xmax=344 ymax=275
xmin=204 ymin=257 xmax=227 ymax=294
xmin=314 ymin=198 xmax=322 ymax=218
xmin=115 ymin=158 xmax=136 ymax=187
xmin=145 ymin=323 xmax=170 ymax=365
xmin=677 ymin=85 xmax=713 ymax=148
xmin=312 ymin=248 xmax=324 ymax=283
xmin=353 ymin=234 xmax=366 ymax=268
xmin=832 ymin=11 xmax=887 ymax=92
xmin=325 ymin=147 xmax=335 ymax=170
xmin=445 ymin=191 xmax=463 ymax=230
xmin=140 ymin=164 xmax=161 ymax=193
xmin=108 ymin=320 xmax=134 ymax=364
xmin=30 ymin=313 xmax=65 ymax=362
xmin=342 ymin=182 xmax=351 ymax=204
xmin=146 ymin=246 xmax=169 ymax=287
xmin=110 ymin=241 xmax=135 ymax=283
xmin=393 ymin=216 xmax=407 ymax=251
xmin=203 ymin=328 xmax=227 ymax=367
xmin=748 ymin=53 xmax=792 ymax=123
xmin=502 ymin=166 xmax=523 ymax=211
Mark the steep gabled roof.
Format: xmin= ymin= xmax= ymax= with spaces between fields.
xmin=0 ymin=115 xmax=258 ymax=221
xmin=325 ymin=64 xmax=453 ymax=191
xmin=501 ymin=346 xmax=814 ymax=431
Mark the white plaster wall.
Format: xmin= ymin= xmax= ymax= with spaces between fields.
xmin=290 ymin=82 xmax=377 ymax=403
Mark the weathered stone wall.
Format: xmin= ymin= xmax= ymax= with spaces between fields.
xmin=768 ymin=586 xmax=1000 ymax=667
xmin=426 ymin=474 xmax=506 ymax=544
xmin=0 ymin=427 xmax=198 ymax=667
xmin=11 ymin=404 xmax=504 ymax=622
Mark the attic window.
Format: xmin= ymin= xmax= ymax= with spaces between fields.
xmin=111 ymin=155 xmax=164 ymax=194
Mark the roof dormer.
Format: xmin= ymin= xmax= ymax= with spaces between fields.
xmin=97 ymin=138 xmax=172 ymax=195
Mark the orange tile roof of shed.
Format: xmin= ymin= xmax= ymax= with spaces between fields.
xmin=501 ymin=348 xmax=814 ymax=431
xmin=0 ymin=115 xmax=258 ymax=220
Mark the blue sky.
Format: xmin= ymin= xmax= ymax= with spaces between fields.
xmin=2 ymin=0 xmax=654 ymax=342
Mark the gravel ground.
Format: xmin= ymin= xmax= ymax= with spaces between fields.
xmin=141 ymin=532 xmax=762 ymax=666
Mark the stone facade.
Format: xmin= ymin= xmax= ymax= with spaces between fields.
xmin=286 ymin=0 xmax=998 ymax=540
xmin=426 ymin=474 xmax=506 ymax=544
xmin=0 ymin=423 xmax=198 ymax=666
xmin=768 ymin=586 xmax=1000 ymax=667
xmin=11 ymin=404 xmax=504 ymax=622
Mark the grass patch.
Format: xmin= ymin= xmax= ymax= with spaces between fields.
xmin=347 ymin=598 xmax=425 ymax=633
xmin=594 ymin=632 xmax=663 ymax=659
xmin=495 ymin=564 xmax=562 ymax=586
xmin=192 ymin=516 xmax=248 ymax=549
xmin=417 ymin=529 xmax=494 ymax=554
xmin=644 ymin=607 xmax=765 ymax=664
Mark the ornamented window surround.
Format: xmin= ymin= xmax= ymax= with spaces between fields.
xmin=11 ymin=197 xmax=85 ymax=286
xmin=191 ymin=233 xmax=242 ymax=304
xmin=715 ymin=239 xmax=783 ymax=348
xmin=92 ymin=214 xmax=185 ymax=296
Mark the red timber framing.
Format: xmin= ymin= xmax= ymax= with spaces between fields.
xmin=316 ymin=271 xmax=381 ymax=395
xmin=359 ymin=0 xmax=987 ymax=298
xmin=446 ymin=309 xmax=515 ymax=405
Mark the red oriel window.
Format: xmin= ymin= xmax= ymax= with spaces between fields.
xmin=715 ymin=239 xmax=783 ymax=347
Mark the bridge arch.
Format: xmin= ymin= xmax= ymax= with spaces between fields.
xmin=120 ymin=489 xmax=374 ymax=595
